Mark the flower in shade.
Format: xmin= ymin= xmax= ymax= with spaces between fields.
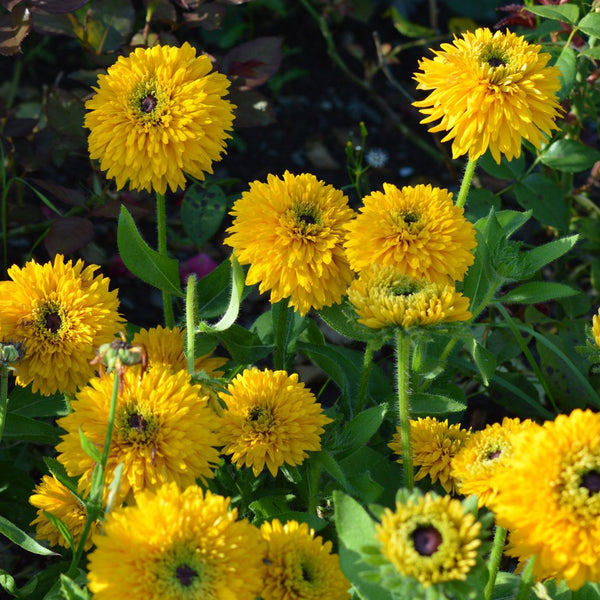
xmin=29 ymin=475 xmax=101 ymax=551
xmin=131 ymin=325 xmax=227 ymax=376
xmin=85 ymin=42 xmax=235 ymax=194
xmin=87 ymin=482 xmax=265 ymax=600
xmin=413 ymin=28 xmax=562 ymax=163
xmin=592 ymin=308 xmax=600 ymax=349
xmin=451 ymin=417 xmax=536 ymax=507
xmin=56 ymin=367 xmax=221 ymax=503
xmin=490 ymin=409 xmax=600 ymax=590
xmin=344 ymin=184 xmax=476 ymax=284
xmin=219 ymin=368 xmax=332 ymax=477
xmin=348 ymin=266 xmax=471 ymax=330
xmin=260 ymin=519 xmax=351 ymax=600
xmin=375 ymin=491 xmax=483 ymax=588
xmin=0 ymin=254 xmax=122 ymax=395
xmin=224 ymin=171 xmax=356 ymax=315
xmin=389 ymin=418 xmax=471 ymax=493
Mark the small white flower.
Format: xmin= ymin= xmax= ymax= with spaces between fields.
xmin=365 ymin=147 xmax=389 ymax=168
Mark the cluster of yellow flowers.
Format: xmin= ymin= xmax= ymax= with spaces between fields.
xmin=2 ymin=22 xmax=576 ymax=599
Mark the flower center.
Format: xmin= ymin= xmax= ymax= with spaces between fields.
xmin=45 ymin=311 xmax=62 ymax=333
xmin=581 ymin=470 xmax=600 ymax=494
xmin=118 ymin=403 xmax=158 ymax=444
xmin=130 ymin=79 xmax=165 ymax=124
xmin=487 ymin=449 xmax=501 ymax=461
xmin=292 ymin=204 xmax=321 ymax=235
xmin=175 ymin=564 xmax=197 ymax=587
xmin=32 ymin=301 xmax=68 ymax=340
xmin=301 ymin=561 xmax=313 ymax=582
xmin=487 ymin=56 xmax=506 ymax=68
xmin=390 ymin=281 xmax=419 ymax=296
xmin=246 ymin=405 xmax=275 ymax=432
xmin=412 ymin=525 xmax=443 ymax=556
xmin=401 ymin=211 xmax=419 ymax=225
xmin=140 ymin=94 xmax=157 ymax=113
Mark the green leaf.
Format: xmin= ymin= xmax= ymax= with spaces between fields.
xmin=340 ymin=405 xmax=387 ymax=452
xmin=555 ymin=46 xmax=577 ymax=98
xmin=78 ymin=428 xmax=102 ymax=463
xmin=197 ymin=255 xmax=245 ymax=333
xmin=577 ymin=12 xmax=600 ymax=38
xmin=387 ymin=6 xmax=435 ymax=37
xmin=0 ymin=570 xmax=39 ymax=598
xmin=0 ymin=515 xmax=58 ymax=556
xmin=579 ymin=47 xmax=600 ymax=60
xmin=7 ymin=386 xmax=67 ymax=418
xmin=540 ymin=139 xmax=600 ymax=173
xmin=468 ymin=338 xmax=496 ymax=386
xmin=180 ymin=183 xmax=228 ymax=248
xmin=2 ymin=414 xmax=60 ymax=444
xmin=59 ymin=573 xmax=91 ymax=600
xmin=334 ymin=490 xmax=376 ymax=552
xmin=43 ymin=512 xmax=74 ymax=552
xmin=43 ymin=458 xmax=81 ymax=497
xmin=527 ymin=4 xmax=579 ymax=24
xmin=410 ymin=392 xmax=467 ymax=417
xmin=514 ymin=173 xmax=570 ymax=231
xmin=318 ymin=298 xmax=382 ymax=343
xmin=478 ymin=150 xmax=525 ymax=180
xmin=313 ymin=451 xmax=355 ymax=494
xmin=499 ymin=281 xmax=579 ymax=304
xmin=211 ymin=324 xmax=273 ymax=365
xmin=521 ymin=235 xmax=578 ymax=275
xmin=117 ymin=205 xmax=183 ymax=297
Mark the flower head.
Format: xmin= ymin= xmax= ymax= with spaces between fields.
xmin=344 ymin=184 xmax=476 ymax=284
xmin=0 ymin=254 xmax=122 ymax=395
xmin=389 ymin=418 xmax=471 ymax=493
xmin=85 ymin=42 xmax=235 ymax=194
xmin=29 ymin=475 xmax=101 ymax=551
xmin=491 ymin=409 xmax=600 ymax=590
xmin=451 ymin=417 xmax=535 ymax=507
xmin=219 ymin=368 xmax=332 ymax=477
xmin=56 ymin=367 xmax=221 ymax=503
xmin=225 ymin=171 xmax=355 ymax=315
xmin=348 ymin=266 xmax=471 ymax=330
xmin=375 ymin=492 xmax=483 ymax=588
xmin=87 ymin=483 xmax=265 ymax=600
xmin=593 ymin=309 xmax=600 ymax=350
xmin=413 ymin=28 xmax=562 ymax=163
xmin=260 ymin=519 xmax=350 ymax=600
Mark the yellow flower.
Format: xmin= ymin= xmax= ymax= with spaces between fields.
xmin=224 ymin=171 xmax=355 ymax=315
xmin=348 ymin=266 xmax=471 ymax=330
xmin=451 ymin=417 xmax=536 ymax=507
xmin=219 ymin=368 xmax=332 ymax=477
xmin=375 ymin=493 xmax=482 ymax=587
xmin=87 ymin=482 xmax=265 ymax=600
xmin=0 ymin=254 xmax=122 ymax=395
xmin=85 ymin=42 xmax=235 ymax=194
xmin=344 ymin=184 xmax=476 ymax=284
xmin=56 ymin=368 xmax=221 ymax=503
xmin=260 ymin=519 xmax=351 ymax=600
xmin=413 ymin=28 xmax=562 ymax=163
xmin=131 ymin=325 xmax=227 ymax=375
xmin=389 ymin=418 xmax=471 ymax=493
xmin=491 ymin=409 xmax=600 ymax=590
xmin=29 ymin=475 xmax=101 ymax=551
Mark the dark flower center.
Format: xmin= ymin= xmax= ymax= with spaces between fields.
xmin=140 ymin=94 xmax=157 ymax=113
xmin=487 ymin=56 xmax=506 ymax=68
xmin=581 ymin=470 xmax=600 ymax=494
xmin=175 ymin=564 xmax=197 ymax=587
xmin=390 ymin=282 xmax=420 ymax=297
xmin=401 ymin=211 xmax=419 ymax=225
xmin=299 ymin=214 xmax=316 ymax=226
xmin=248 ymin=406 xmax=264 ymax=421
xmin=487 ymin=449 xmax=501 ymax=460
xmin=300 ymin=561 xmax=313 ymax=583
xmin=128 ymin=413 xmax=147 ymax=433
xmin=412 ymin=525 xmax=443 ymax=556
xmin=45 ymin=312 xmax=62 ymax=333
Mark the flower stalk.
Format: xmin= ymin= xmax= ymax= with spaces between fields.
xmin=185 ymin=274 xmax=198 ymax=375
xmin=395 ymin=330 xmax=413 ymax=490
xmin=456 ymin=157 xmax=478 ymax=209
xmin=484 ymin=525 xmax=507 ymax=600
xmin=355 ymin=339 xmax=376 ymax=414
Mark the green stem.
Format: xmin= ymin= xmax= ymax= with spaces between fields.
xmin=306 ymin=460 xmax=322 ymax=515
xmin=185 ymin=274 xmax=198 ymax=375
xmin=0 ymin=365 xmax=9 ymax=444
xmin=396 ymin=330 xmax=413 ymax=490
xmin=355 ymin=340 xmax=376 ymax=414
xmin=100 ymin=373 xmax=120 ymax=475
xmin=273 ymin=301 xmax=291 ymax=371
xmin=484 ymin=525 xmax=507 ymax=600
xmin=156 ymin=192 xmax=175 ymax=328
xmin=515 ymin=556 xmax=536 ymax=600
xmin=456 ymin=157 xmax=478 ymax=209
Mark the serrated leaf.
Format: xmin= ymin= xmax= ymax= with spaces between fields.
xmin=522 ymin=235 xmax=578 ymax=276
xmin=2 ymin=414 xmax=60 ymax=444
xmin=500 ymin=281 xmax=579 ymax=304
xmin=117 ymin=205 xmax=183 ymax=297
xmin=341 ymin=405 xmax=387 ymax=450
xmin=334 ymin=491 xmax=377 ymax=552
xmin=410 ymin=393 xmax=467 ymax=417
xmin=527 ymin=4 xmax=579 ymax=24
xmin=0 ymin=515 xmax=58 ymax=556
xmin=514 ymin=173 xmax=570 ymax=231
xmin=540 ymin=139 xmax=600 ymax=173
xmin=318 ymin=298 xmax=382 ymax=342
xmin=555 ymin=46 xmax=577 ymax=98
xmin=478 ymin=150 xmax=525 ymax=180
xmin=78 ymin=428 xmax=102 ymax=463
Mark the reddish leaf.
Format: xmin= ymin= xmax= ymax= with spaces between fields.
xmin=0 ymin=4 xmax=31 ymax=55
xmin=30 ymin=178 xmax=86 ymax=207
xmin=221 ymin=36 xmax=282 ymax=88
xmin=31 ymin=0 xmax=90 ymax=13
xmin=44 ymin=217 xmax=94 ymax=256
xmin=229 ymin=87 xmax=275 ymax=127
